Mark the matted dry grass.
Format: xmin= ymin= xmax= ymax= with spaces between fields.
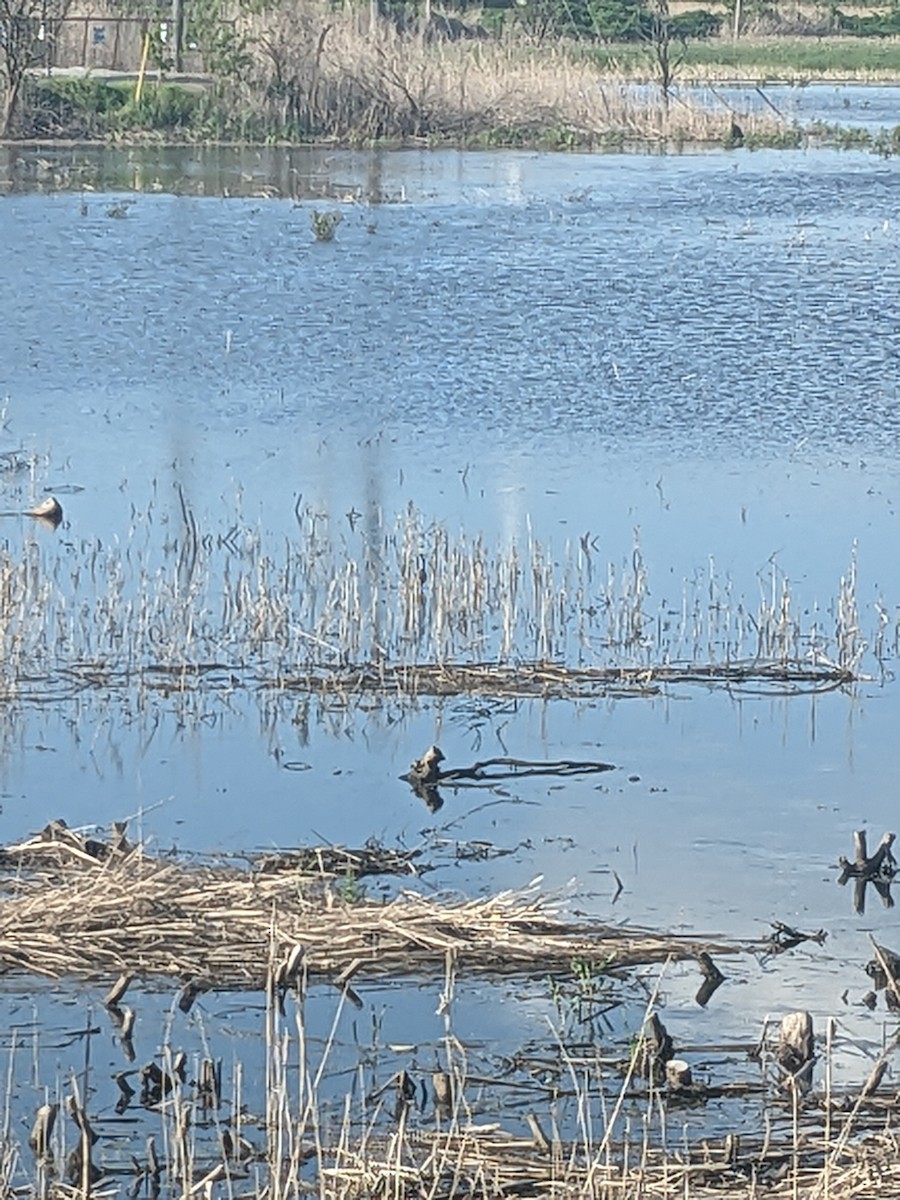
xmin=323 ymin=1122 xmax=900 ymax=1199
xmin=0 ymin=822 xmax=749 ymax=989
xmin=2 ymin=824 xmax=897 ymax=1200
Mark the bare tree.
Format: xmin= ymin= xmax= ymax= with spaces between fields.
xmin=0 ymin=0 xmax=70 ymax=135
xmin=643 ymin=0 xmax=684 ymax=109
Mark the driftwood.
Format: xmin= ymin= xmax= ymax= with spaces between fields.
xmin=696 ymin=950 xmax=725 ymax=1006
xmin=403 ymin=745 xmax=615 ymax=810
xmin=838 ymin=830 xmax=897 ymax=914
xmin=765 ymin=921 xmax=827 ymax=953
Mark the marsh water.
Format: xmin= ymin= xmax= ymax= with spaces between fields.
xmin=2 ymin=130 xmax=900 ymax=1174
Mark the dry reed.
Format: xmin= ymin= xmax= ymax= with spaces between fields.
xmin=0 ymin=495 xmax=873 ymax=710
xmin=236 ymin=1 xmax=785 ymax=145
xmin=0 ymin=822 xmax=753 ymax=986
xmin=2 ymin=824 xmax=898 ymax=1199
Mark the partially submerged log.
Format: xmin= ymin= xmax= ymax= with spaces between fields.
xmin=402 ymin=745 xmax=616 ymax=810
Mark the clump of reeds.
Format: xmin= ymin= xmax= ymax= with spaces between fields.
xmin=5 ymin=931 xmax=900 ymax=1200
xmin=311 ymin=208 xmax=343 ymax=241
xmin=228 ymin=0 xmax=783 ymax=146
xmin=0 ymin=492 xmax=877 ymax=705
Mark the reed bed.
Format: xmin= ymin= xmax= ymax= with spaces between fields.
xmin=0 ymin=494 xmax=876 ymax=709
xmin=322 ymin=1124 xmax=900 ymax=1199
xmin=0 ymin=822 xmax=751 ymax=986
xmin=233 ymin=1 xmax=785 ymax=145
xmin=1 ymin=826 xmax=895 ymax=1199
xmin=0 ymin=826 xmax=894 ymax=1200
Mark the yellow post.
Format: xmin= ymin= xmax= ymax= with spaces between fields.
xmin=134 ymin=30 xmax=151 ymax=105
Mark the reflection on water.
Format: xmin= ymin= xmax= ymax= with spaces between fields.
xmin=689 ymin=82 xmax=900 ymax=132
xmin=1 ymin=140 xmax=900 ymax=1171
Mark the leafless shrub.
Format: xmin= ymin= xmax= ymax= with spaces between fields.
xmin=229 ymin=0 xmax=783 ymax=144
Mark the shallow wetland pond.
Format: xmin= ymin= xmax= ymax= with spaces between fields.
xmin=1 ymin=134 xmax=900 ymax=1194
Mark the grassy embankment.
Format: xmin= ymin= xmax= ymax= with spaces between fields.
xmin=21 ymin=2 xmax=900 ymax=150
xmin=600 ymin=33 xmax=900 ymax=79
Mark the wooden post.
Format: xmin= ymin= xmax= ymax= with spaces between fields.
xmin=134 ymin=29 xmax=151 ymax=104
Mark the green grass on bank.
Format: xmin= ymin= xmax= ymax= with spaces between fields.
xmin=595 ymin=34 xmax=900 ymax=77
xmin=26 ymin=76 xmax=213 ymax=138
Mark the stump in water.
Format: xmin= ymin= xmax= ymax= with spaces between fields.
xmin=838 ymin=830 xmax=896 ymax=914
xmin=637 ymin=1012 xmax=674 ymax=1083
xmin=776 ymin=1011 xmax=815 ymax=1091
xmin=408 ymin=746 xmax=445 ymax=786
xmin=696 ymin=951 xmax=725 ymax=1006
xmin=29 ymin=1103 xmax=58 ymax=1159
xmin=403 ymin=746 xmax=446 ymax=811
xmin=26 ymin=496 xmax=63 ymax=531
xmin=432 ymin=1070 xmax=454 ymax=1112
xmin=665 ymin=1059 xmax=693 ymax=1088
xmin=865 ymin=940 xmax=900 ymax=1010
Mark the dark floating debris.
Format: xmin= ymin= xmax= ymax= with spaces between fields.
xmin=402 ymin=744 xmax=616 ymax=811
xmin=765 ymin=921 xmax=827 ymax=954
xmin=695 ymin=950 xmax=726 ymax=1007
xmin=838 ymin=829 xmax=896 ymax=914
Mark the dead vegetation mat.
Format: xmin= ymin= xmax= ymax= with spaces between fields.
xmin=323 ymin=1122 xmax=900 ymax=1200
xmin=0 ymin=821 xmax=753 ymax=991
